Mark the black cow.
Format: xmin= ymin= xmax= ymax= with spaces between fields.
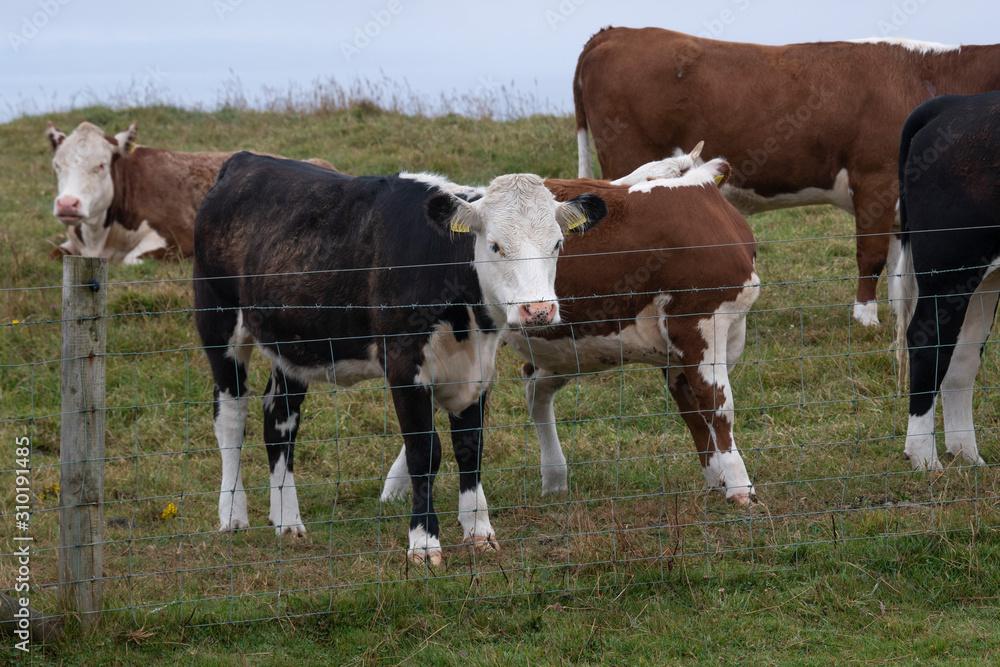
xmin=193 ymin=153 xmax=606 ymax=565
xmin=893 ymin=92 xmax=1000 ymax=470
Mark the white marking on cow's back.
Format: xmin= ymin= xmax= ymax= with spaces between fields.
xmin=413 ymin=309 xmax=499 ymax=414
xmin=723 ymin=167 xmax=853 ymax=215
xmin=628 ymin=161 xmax=727 ymax=193
xmin=849 ymin=37 xmax=960 ymax=55
xmin=399 ymin=172 xmax=486 ymax=199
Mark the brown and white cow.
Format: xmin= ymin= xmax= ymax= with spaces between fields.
xmin=382 ymin=155 xmax=760 ymax=504
xmin=45 ymin=120 xmax=334 ymax=264
xmin=574 ymin=27 xmax=1000 ymax=326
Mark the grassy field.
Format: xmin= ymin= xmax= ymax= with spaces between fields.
xmin=1 ymin=103 xmax=999 ymax=665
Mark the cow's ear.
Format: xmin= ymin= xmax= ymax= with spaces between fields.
xmin=113 ymin=121 xmax=138 ymax=155
xmin=426 ymin=192 xmax=483 ymax=235
xmin=689 ymin=140 xmax=705 ymax=162
xmin=708 ymin=159 xmax=731 ymax=188
xmin=45 ymin=121 xmax=66 ymax=151
xmin=556 ymin=193 xmax=607 ymax=234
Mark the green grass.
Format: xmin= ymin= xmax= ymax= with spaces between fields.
xmin=1 ymin=103 xmax=999 ymax=665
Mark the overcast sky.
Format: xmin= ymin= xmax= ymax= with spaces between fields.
xmin=2 ymin=0 xmax=998 ymax=122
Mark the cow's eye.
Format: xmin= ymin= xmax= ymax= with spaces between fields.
xmin=489 ymin=242 xmax=505 ymax=257
xmin=553 ymin=239 xmax=564 ymax=253
xmin=94 ymin=163 xmax=106 ymax=173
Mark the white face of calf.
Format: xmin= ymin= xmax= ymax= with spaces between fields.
xmin=448 ymin=174 xmax=605 ymax=328
xmin=46 ymin=121 xmax=137 ymax=228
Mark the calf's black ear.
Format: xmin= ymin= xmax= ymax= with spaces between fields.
xmin=557 ymin=193 xmax=608 ymax=234
xmin=426 ymin=192 xmax=481 ymax=236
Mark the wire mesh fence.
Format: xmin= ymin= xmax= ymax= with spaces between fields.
xmin=2 ymin=224 xmax=999 ymax=645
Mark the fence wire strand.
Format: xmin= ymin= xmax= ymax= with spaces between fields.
xmin=2 ymin=239 xmax=999 ymax=642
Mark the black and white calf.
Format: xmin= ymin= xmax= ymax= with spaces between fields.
xmin=193 ymin=153 xmax=606 ymax=564
xmin=893 ymin=92 xmax=1000 ymax=470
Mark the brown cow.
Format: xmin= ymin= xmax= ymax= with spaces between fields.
xmin=574 ymin=27 xmax=1000 ymax=326
xmin=45 ymin=120 xmax=334 ymax=264
xmin=382 ymin=156 xmax=760 ymax=504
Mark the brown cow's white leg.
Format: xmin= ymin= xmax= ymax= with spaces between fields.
xmin=667 ymin=366 xmax=754 ymax=504
xmin=522 ymin=365 xmax=572 ymax=495
xmin=667 ymin=298 xmax=756 ymax=503
xmin=850 ymin=178 xmax=896 ymax=326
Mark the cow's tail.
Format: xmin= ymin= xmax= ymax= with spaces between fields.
xmin=573 ymin=53 xmax=594 ymax=179
xmin=890 ymin=241 xmax=916 ymax=389
xmin=891 ymin=101 xmax=939 ymax=390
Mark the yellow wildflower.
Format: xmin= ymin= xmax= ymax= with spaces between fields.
xmin=161 ymin=502 xmax=178 ymax=520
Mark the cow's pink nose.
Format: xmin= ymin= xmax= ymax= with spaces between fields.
xmin=56 ymin=196 xmax=81 ymax=214
xmin=519 ymin=302 xmax=557 ymax=326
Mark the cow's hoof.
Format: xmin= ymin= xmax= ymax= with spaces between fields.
xmin=465 ymin=534 xmax=500 ymax=555
xmin=852 ymin=301 xmax=880 ymax=327
xmin=270 ymin=521 xmax=307 ymax=537
xmin=905 ymin=453 xmax=943 ymax=471
xmin=220 ymin=519 xmax=249 ymax=532
xmin=726 ymin=492 xmax=753 ymax=506
xmin=408 ymin=549 xmax=443 ymax=567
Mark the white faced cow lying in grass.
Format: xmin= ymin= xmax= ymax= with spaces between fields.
xmin=45 ymin=120 xmax=333 ymax=264
xmin=193 ymin=153 xmax=606 ymax=565
xmin=893 ymin=92 xmax=1000 ymax=470
xmin=382 ymin=152 xmax=761 ymax=505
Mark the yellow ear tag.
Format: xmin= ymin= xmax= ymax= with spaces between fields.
xmin=566 ymin=214 xmax=587 ymax=231
xmin=713 ymin=173 xmax=724 ymax=185
xmin=450 ymin=218 xmax=471 ymax=233
xmin=128 ymin=142 xmax=136 ymax=154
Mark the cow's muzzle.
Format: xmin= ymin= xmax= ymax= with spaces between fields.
xmin=518 ymin=302 xmax=558 ymax=327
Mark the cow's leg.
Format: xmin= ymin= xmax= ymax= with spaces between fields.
xmin=195 ymin=299 xmax=253 ymax=532
xmin=214 ymin=384 xmax=251 ymax=531
xmin=380 ymin=445 xmax=411 ymax=502
xmin=391 ymin=384 xmax=444 ymax=565
xmin=121 ymin=221 xmax=169 ymax=265
xmin=904 ymin=285 xmax=973 ymax=469
xmin=449 ymin=392 xmax=499 ymax=554
xmin=666 ymin=315 xmax=754 ymax=504
xmin=851 ymin=177 xmax=897 ymax=326
xmin=522 ymin=364 xmax=572 ymax=495
xmin=262 ymin=364 xmax=308 ymax=536
xmin=940 ymin=279 xmax=999 ymax=465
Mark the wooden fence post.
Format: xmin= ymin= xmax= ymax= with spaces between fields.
xmin=59 ymin=256 xmax=107 ymax=630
